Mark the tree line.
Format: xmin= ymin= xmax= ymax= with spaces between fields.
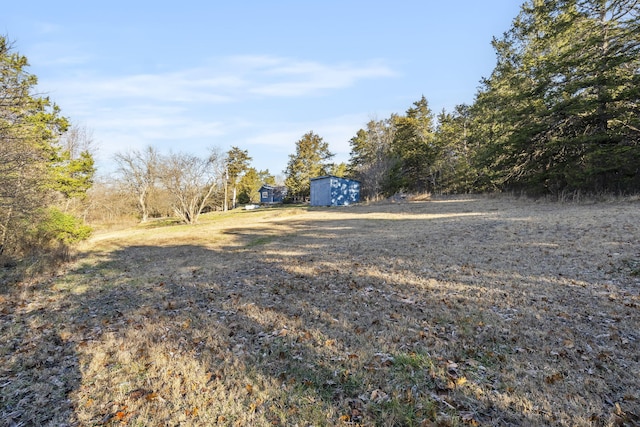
xmin=349 ymin=0 xmax=639 ymax=197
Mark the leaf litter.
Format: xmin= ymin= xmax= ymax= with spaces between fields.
xmin=1 ymin=195 xmax=639 ymax=426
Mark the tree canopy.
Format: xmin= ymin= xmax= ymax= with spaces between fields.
xmin=472 ymin=0 xmax=640 ymax=194
xmin=0 ymin=37 xmax=94 ymax=259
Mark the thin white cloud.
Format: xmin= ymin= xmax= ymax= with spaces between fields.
xmin=40 ymin=55 xmax=396 ymax=105
xmin=90 ymin=108 xmax=228 ymax=142
xmin=49 ymin=71 xmax=241 ymax=104
xmin=248 ymin=58 xmax=396 ymax=97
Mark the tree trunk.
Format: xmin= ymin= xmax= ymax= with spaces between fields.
xmin=139 ymin=190 xmax=149 ymax=223
xmin=232 ymin=185 xmax=237 ymax=210
xmin=223 ymin=169 xmax=229 ymax=212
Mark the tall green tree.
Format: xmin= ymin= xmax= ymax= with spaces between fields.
xmin=50 ymin=149 xmax=95 ymax=203
xmin=473 ymin=0 xmax=640 ymax=194
xmin=225 ymin=146 xmax=252 ymax=210
xmin=389 ymin=96 xmax=437 ymax=193
xmin=284 ymin=131 xmax=334 ymax=201
xmin=0 ymin=37 xmax=92 ymax=258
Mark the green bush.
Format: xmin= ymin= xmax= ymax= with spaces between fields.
xmin=34 ymin=208 xmax=92 ymax=246
xmin=26 ymin=208 xmax=92 ymax=266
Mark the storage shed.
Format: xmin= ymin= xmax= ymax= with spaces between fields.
xmin=310 ymin=175 xmax=360 ymax=206
xmin=259 ymin=185 xmax=287 ymax=204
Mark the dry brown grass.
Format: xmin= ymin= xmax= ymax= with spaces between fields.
xmin=1 ymin=196 xmax=639 ymax=426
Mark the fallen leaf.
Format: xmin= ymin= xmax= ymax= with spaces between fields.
xmin=456 ymin=376 xmax=468 ymax=386
xmin=545 ymin=372 xmax=564 ymax=384
xmin=371 ymin=389 xmax=389 ymax=403
xmin=447 ymin=361 xmax=459 ymax=378
xmin=128 ymin=389 xmax=147 ymax=400
xmin=460 ymin=411 xmax=480 ymax=426
xmin=298 ymin=330 xmax=312 ymax=341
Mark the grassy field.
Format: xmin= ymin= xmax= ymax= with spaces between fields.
xmin=1 ymin=195 xmax=639 ymax=426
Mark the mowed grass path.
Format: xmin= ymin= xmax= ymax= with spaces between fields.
xmin=1 ymin=196 xmax=639 ymax=426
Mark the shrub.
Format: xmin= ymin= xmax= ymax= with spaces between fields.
xmin=35 ymin=208 xmax=92 ymax=245
xmin=17 ymin=207 xmax=92 ymax=260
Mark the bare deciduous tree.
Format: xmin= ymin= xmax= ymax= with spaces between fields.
xmin=159 ymin=148 xmax=224 ymax=224
xmin=60 ymin=123 xmax=97 ymax=160
xmin=114 ymin=146 xmax=159 ymax=223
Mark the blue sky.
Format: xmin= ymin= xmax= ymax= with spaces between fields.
xmin=4 ymin=1 xmax=523 ymax=178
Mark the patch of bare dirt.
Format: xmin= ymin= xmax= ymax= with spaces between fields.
xmin=1 ymin=196 xmax=639 ymax=426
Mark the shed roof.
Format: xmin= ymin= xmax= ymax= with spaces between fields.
xmin=310 ymin=175 xmax=360 ymax=182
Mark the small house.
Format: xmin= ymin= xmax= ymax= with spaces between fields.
xmin=310 ymin=175 xmax=361 ymax=207
xmin=259 ymin=185 xmax=286 ymax=204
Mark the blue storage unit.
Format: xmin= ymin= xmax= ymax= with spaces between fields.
xmin=310 ymin=176 xmax=360 ymax=206
xmin=259 ymin=185 xmax=286 ymax=204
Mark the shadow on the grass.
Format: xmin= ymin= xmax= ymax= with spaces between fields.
xmin=2 ymin=197 xmax=639 ymax=425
